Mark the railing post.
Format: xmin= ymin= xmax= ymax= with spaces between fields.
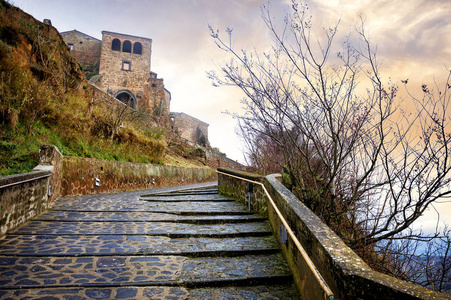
xmin=247 ymin=182 xmax=253 ymax=211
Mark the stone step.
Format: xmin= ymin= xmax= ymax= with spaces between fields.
xmin=139 ymin=195 xmax=233 ymax=202
xmin=35 ymin=211 xmax=265 ymax=223
xmin=142 ymin=189 xmax=220 ymax=197
xmin=13 ymin=221 xmax=273 ymax=237
xmin=0 ymin=184 xmax=300 ymax=298
xmin=0 ymin=235 xmax=280 ymax=257
xmin=0 ymin=254 xmax=290 ymax=289
xmin=0 ymin=283 xmax=299 ymax=299
xmin=51 ymin=200 xmax=247 ymax=213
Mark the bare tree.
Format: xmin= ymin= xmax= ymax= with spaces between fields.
xmin=208 ymin=0 xmax=451 ymax=284
xmin=89 ymin=88 xmax=141 ymax=141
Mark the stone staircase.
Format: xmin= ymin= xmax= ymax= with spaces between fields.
xmin=0 ymin=184 xmax=299 ymax=299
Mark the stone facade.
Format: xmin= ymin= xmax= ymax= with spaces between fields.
xmin=60 ymin=30 xmax=101 ymax=66
xmin=171 ymin=112 xmax=209 ymax=147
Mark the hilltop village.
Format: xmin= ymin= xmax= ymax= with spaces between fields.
xmin=61 ymin=29 xmax=209 ymax=147
xmin=61 ymin=29 xmax=243 ymax=170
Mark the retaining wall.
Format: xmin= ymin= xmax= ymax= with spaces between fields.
xmin=217 ymin=168 xmax=449 ymax=300
xmin=62 ymin=156 xmax=216 ymax=196
xmin=0 ymin=145 xmax=217 ymax=235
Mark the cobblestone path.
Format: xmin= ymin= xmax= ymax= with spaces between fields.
xmin=0 ymin=183 xmax=300 ymax=299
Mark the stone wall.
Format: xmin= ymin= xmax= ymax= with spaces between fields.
xmin=205 ymin=148 xmax=246 ymax=170
xmin=217 ymin=168 xmax=268 ymax=217
xmin=148 ymin=75 xmax=170 ymax=117
xmin=0 ymin=145 xmax=62 ymax=236
xmin=0 ymin=171 xmax=51 ymax=236
xmin=217 ymin=168 xmax=449 ymax=300
xmin=0 ymin=144 xmax=217 ymax=235
xmin=171 ymin=112 xmax=209 ymax=147
xmin=61 ymin=156 xmax=217 ymax=196
xmin=61 ymin=30 xmax=101 ymax=66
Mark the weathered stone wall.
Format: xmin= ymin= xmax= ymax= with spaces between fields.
xmin=61 ymin=30 xmax=101 ymax=66
xmin=218 ymin=169 xmax=449 ymax=300
xmin=0 ymin=145 xmax=63 ymax=236
xmin=0 ymin=144 xmax=217 ymax=235
xmin=98 ymin=31 xmax=151 ymax=105
xmin=171 ymin=112 xmax=209 ymax=147
xmin=0 ymin=171 xmax=51 ymax=236
xmin=217 ymin=168 xmax=268 ymax=217
xmin=61 ymin=156 xmax=217 ymax=196
xmin=147 ymin=76 xmax=170 ymax=117
xmin=205 ymin=148 xmax=246 ymax=170
xmin=35 ymin=145 xmax=63 ymax=204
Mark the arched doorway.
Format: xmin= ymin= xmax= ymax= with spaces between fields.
xmin=114 ymin=90 xmax=137 ymax=108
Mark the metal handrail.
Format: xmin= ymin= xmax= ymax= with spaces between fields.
xmin=217 ymin=170 xmax=335 ymax=300
xmin=0 ymin=173 xmax=52 ymax=190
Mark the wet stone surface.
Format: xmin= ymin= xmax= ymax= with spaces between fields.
xmin=13 ymin=221 xmax=272 ymax=236
xmin=0 ymin=235 xmax=280 ymax=256
xmin=0 ymin=183 xmax=299 ymax=299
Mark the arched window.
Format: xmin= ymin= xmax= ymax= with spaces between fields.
xmin=112 ymin=38 xmax=121 ymax=51
xmin=133 ymin=42 xmax=142 ymax=54
xmin=123 ymin=40 xmax=132 ymax=53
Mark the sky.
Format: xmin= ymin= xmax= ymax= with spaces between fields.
xmin=11 ymin=0 xmax=451 ymax=233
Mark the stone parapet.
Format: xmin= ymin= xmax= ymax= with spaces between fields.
xmin=217 ymin=168 xmax=450 ymax=300
xmin=0 ymin=170 xmax=52 ymax=236
xmin=217 ymin=168 xmax=268 ymax=217
xmin=0 ymin=145 xmax=62 ymax=236
xmin=0 ymin=144 xmax=217 ymax=235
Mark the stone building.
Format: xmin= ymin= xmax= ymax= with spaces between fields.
xmin=171 ymin=112 xmax=210 ymax=147
xmin=61 ymin=30 xmax=170 ymax=116
xmin=61 ymin=30 xmax=214 ymax=147
xmin=60 ymin=30 xmax=101 ymax=66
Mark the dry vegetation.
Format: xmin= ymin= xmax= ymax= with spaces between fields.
xmin=0 ymin=0 xmax=202 ymax=175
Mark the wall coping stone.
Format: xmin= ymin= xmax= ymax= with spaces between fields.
xmin=0 ymin=170 xmax=51 ymax=188
xmin=33 ymin=165 xmax=54 ymax=173
xmin=217 ymin=167 xmax=263 ymax=182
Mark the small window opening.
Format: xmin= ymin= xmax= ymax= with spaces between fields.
xmin=123 ymin=40 xmax=132 ymax=53
xmin=68 ymin=43 xmax=74 ymax=50
xmin=112 ymin=38 xmax=121 ymax=51
xmin=122 ymin=60 xmax=131 ymax=71
xmin=133 ymin=42 xmax=142 ymax=54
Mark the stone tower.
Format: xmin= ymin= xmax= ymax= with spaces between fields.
xmin=62 ymin=30 xmax=171 ymax=117
xmin=94 ymin=31 xmax=170 ymax=115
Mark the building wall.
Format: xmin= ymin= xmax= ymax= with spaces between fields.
xmin=147 ymin=76 xmax=170 ymax=117
xmin=97 ymin=31 xmax=150 ymax=105
xmin=171 ymin=112 xmax=209 ymax=147
xmin=61 ymin=30 xmax=101 ymax=66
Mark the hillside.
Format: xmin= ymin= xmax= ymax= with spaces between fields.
xmin=0 ymin=0 xmax=206 ymax=175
